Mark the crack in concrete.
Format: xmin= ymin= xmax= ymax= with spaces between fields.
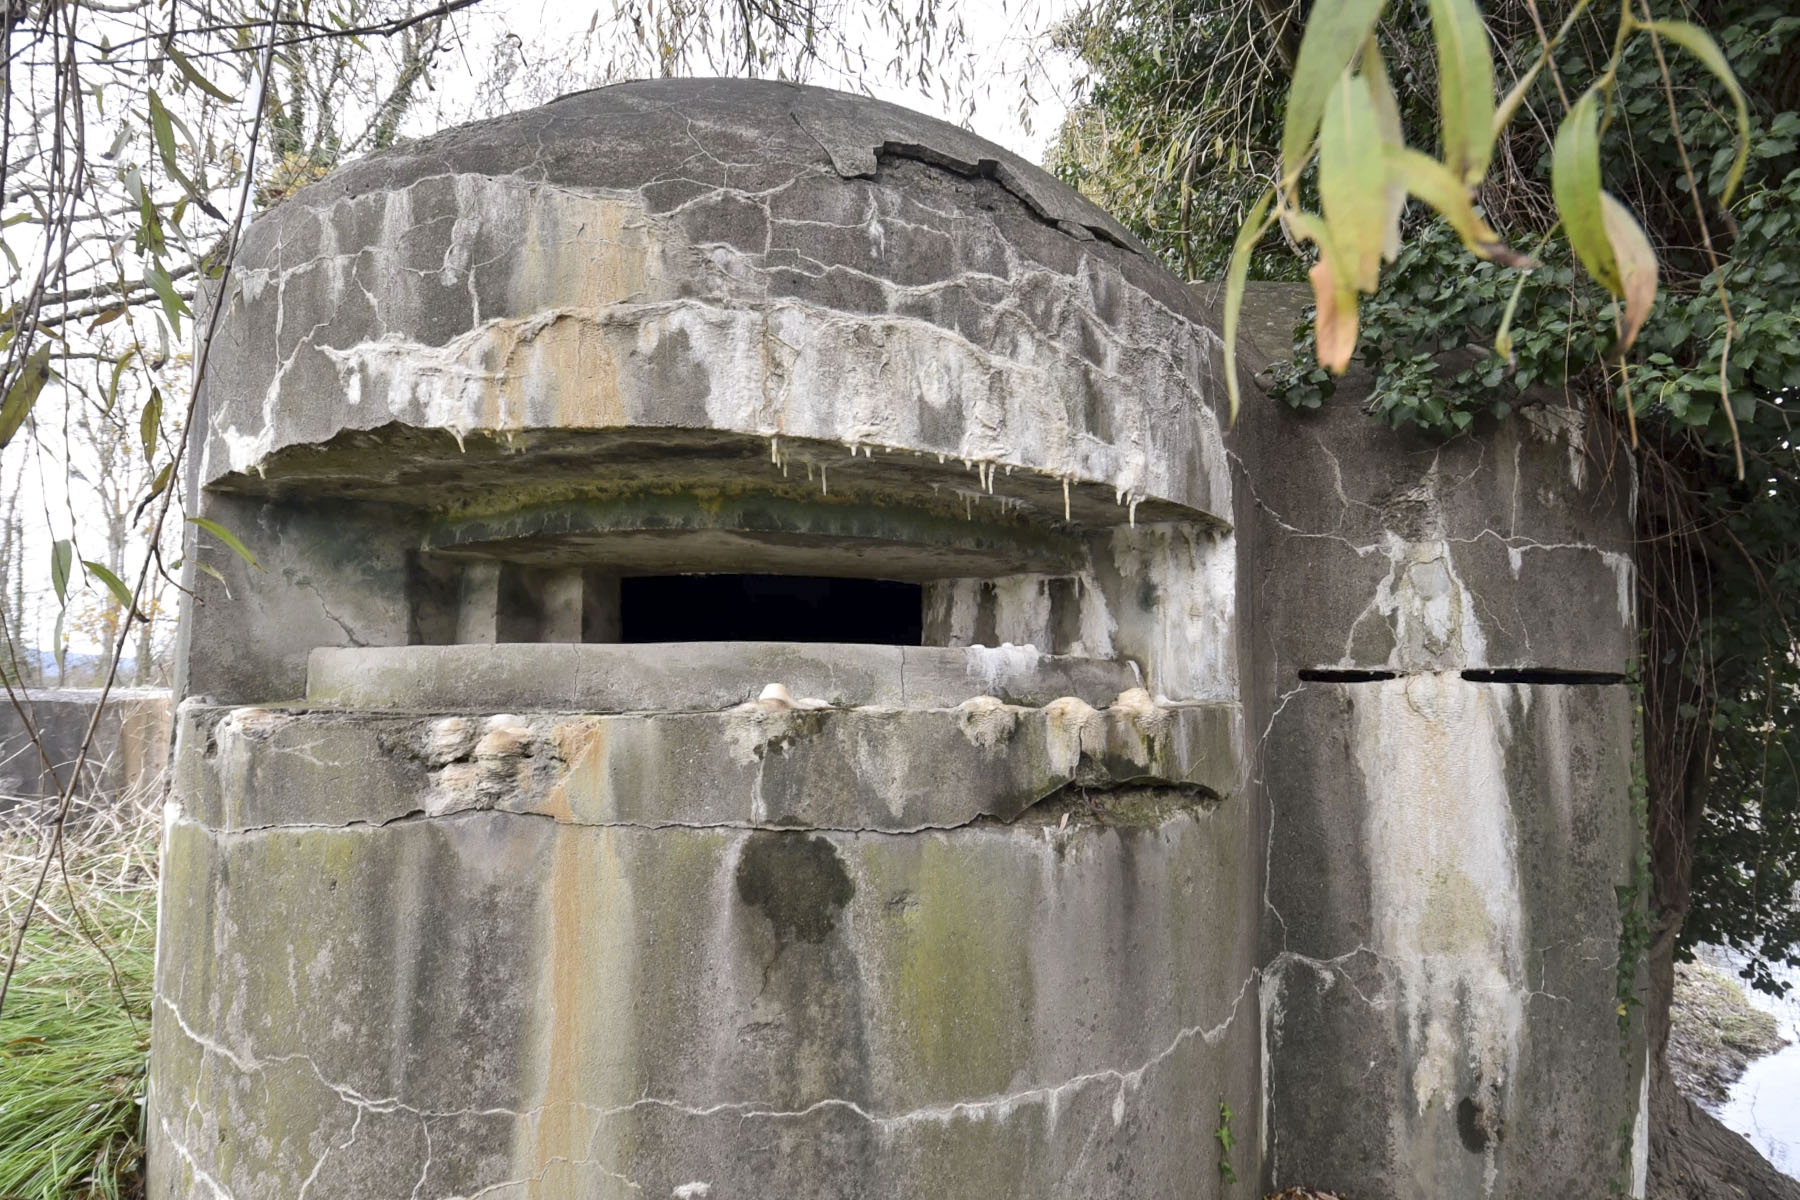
xmin=168 ymin=780 xmax=1219 ymax=839
xmin=157 ymin=971 xmax=1256 ymax=1197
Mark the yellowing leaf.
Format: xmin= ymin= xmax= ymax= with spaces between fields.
xmin=1362 ymin=42 xmax=1407 ymax=263
xmin=1280 ymin=0 xmax=1386 ymax=197
xmin=135 ymin=461 xmax=174 ymax=521
xmin=1601 ymin=192 xmax=1658 ymax=353
xmin=1309 ymin=257 xmax=1360 ymax=374
xmin=1222 ymin=188 xmax=1278 ymax=422
xmin=1427 ymin=0 xmax=1496 ymax=185
xmin=1385 ymin=147 xmax=1523 ymax=264
xmin=1634 ymin=19 xmax=1751 ymax=206
xmin=1492 ymin=57 xmax=1544 ymax=143
xmin=140 ymin=385 xmax=161 ymax=462
xmin=1552 ymin=88 xmax=1621 ymax=296
xmin=1290 ymin=211 xmax=1361 ymax=373
xmin=1319 ymin=69 xmax=1387 ymax=293
xmin=0 ymin=345 xmax=53 ymax=450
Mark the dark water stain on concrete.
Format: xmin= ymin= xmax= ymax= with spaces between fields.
xmin=735 ymin=831 xmax=855 ymax=944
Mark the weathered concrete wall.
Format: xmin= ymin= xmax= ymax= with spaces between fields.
xmin=153 ymin=652 xmax=1255 ymax=1198
xmin=177 ymin=77 xmax=1232 ymax=705
xmin=152 ymin=82 xmax=1646 ymax=1200
xmin=0 ymin=687 xmax=171 ymax=809
xmin=152 ymin=80 xmax=1259 ymax=1199
xmin=1224 ymin=283 xmax=1647 ymax=1198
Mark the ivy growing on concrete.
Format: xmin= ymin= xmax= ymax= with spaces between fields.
xmin=1056 ymin=0 xmax=1799 ymax=1004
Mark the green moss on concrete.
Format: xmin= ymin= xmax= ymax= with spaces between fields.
xmin=883 ymin=838 xmax=1032 ymax=1099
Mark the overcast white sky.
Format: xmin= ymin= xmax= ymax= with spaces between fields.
xmin=422 ymin=0 xmax=1081 ymax=163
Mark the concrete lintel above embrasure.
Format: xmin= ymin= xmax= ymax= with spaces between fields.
xmin=172 ymin=696 xmax=1240 ymax=834
xmin=205 ymin=427 xmax=1225 ymax=534
xmin=419 ymin=490 xmax=1092 ymax=578
xmin=306 ymin=643 xmax=1144 ymax=712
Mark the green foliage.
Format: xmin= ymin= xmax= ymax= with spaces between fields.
xmin=1058 ymin=0 xmax=1800 ymax=991
xmin=0 ymin=823 xmax=156 ymax=1198
xmin=1047 ymin=0 xmax=1302 ymax=281
xmin=1216 ymin=1099 xmax=1238 ymax=1185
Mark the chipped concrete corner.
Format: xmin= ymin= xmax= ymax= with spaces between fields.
xmin=150 ymin=86 xmax=1642 ymax=1199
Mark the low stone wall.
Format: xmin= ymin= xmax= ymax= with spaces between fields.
xmin=0 ymin=687 xmax=173 ymax=811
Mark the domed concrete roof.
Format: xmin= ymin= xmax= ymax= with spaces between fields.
xmin=315 ymin=78 xmax=1150 ymax=259
xmin=199 ymin=78 xmax=1229 ymax=526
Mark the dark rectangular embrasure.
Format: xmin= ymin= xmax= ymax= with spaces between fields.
xmin=619 ymin=574 xmax=924 ymax=645
xmin=1297 ymin=668 xmax=1400 ymax=683
xmin=1461 ymin=668 xmax=1627 ymax=685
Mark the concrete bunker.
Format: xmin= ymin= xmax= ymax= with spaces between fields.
xmin=151 ymin=79 xmax=1255 ymax=1200
xmin=150 ymin=83 xmax=1645 ymax=1200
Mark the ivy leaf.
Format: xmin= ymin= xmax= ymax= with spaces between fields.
xmin=1552 ymin=88 xmax=1622 ymax=296
xmin=188 ymin=516 xmax=263 ymax=571
xmin=1280 ymin=0 xmax=1386 ymax=197
xmin=1427 ymin=0 xmax=1497 ymax=185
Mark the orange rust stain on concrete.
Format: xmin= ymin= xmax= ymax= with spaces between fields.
xmin=513 ymin=192 xmax=650 ymax=313
xmin=527 ymin=826 xmax=636 ymax=1196
xmin=453 ymin=192 xmax=650 ymax=438
xmin=546 ymin=718 xmax=610 ymax=822
xmin=463 ymin=318 xmax=627 ymax=435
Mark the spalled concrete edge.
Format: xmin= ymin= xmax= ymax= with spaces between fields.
xmin=172 ymin=689 xmax=1242 ymax=835
xmin=193 ymin=80 xmax=1228 ymax=519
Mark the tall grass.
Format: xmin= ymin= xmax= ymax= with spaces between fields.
xmin=0 ymin=788 xmax=158 ymax=1200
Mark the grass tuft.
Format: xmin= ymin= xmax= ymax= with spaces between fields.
xmin=0 ymin=789 xmax=158 ymax=1200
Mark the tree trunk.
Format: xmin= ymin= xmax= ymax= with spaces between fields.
xmin=1636 ymin=445 xmax=1798 ymax=1199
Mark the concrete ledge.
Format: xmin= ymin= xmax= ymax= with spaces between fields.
xmin=176 ymin=696 xmax=1241 ymax=833
xmin=306 ymin=642 xmax=1145 ymax=713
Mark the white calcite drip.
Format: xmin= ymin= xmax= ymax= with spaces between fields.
xmin=1351 ymin=675 xmax=1527 ymax=1195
